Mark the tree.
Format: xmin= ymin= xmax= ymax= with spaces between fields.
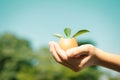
xmin=0 ymin=33 xmax=35 ymax=80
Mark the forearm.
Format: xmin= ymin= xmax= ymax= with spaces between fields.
xmin=95 ymin=48 xmax=120 ymax=72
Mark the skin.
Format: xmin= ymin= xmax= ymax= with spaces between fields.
xmin=49 ymin=41 xmax=120 ymax=72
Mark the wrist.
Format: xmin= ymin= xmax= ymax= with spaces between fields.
xmin=86 ymin=44 xmax=100 ymax=66
xmin=93 ymin=47 xmax=106 ymax=66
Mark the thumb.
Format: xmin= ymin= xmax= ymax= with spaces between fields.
xmin=66 ymin=45 xmax=89 ymax=58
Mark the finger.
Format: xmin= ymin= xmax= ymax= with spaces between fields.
xmin=53 ymin=42 xmax=68 ymax=61
xmin=49 ymin=42 xmax=80 ymax=72
xmin=49 ymin=41 xmax=62 ymax=63
xmin=79 ymin=55 xmax=91 ymax=69
xmin=53 ymin=42 xmax=80 ymax=71
xmin=66 ymin=45 xmax=89 ymax=58
xmin=49 ymin=41 xmax=53 ymax=53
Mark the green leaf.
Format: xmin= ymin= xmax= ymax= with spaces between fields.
xmin=72 ymin=29 xmax=90 ymax=38
xmin=53 ymin=34 xmax=63 ymax=38
xmin=64 ymin=28 xmax=71 ymax=38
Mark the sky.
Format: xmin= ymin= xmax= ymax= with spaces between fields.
xmin=0 ymin=0 xmax=120 ymax=76
xmin=0 ymin=0 xmax=120 ymax=54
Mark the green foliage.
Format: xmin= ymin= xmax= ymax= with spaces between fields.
xmin=54 ymin=27 xmax=89 ymax=38
xmin=0 ymin=33 xmax=35 ymax=80
xmin=72 ymin=29 xmax=89 ymax=38
xmin=53 ymin=34 xmax=63 ymax=38
xmin=64 ymin=28 xmax=71 ymax=38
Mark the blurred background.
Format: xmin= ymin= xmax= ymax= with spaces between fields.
xmin=0 ymin=0 xmax=120 ymax=80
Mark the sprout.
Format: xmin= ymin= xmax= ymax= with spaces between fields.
xmin=54 ymin=27 xmax=90 ymax=38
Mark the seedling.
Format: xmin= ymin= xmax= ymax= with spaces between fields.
xmin=54 ymin=27 xmax=90 ymax=51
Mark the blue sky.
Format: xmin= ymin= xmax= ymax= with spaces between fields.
xmin=0 ymin=0 xmax=120 ymax=54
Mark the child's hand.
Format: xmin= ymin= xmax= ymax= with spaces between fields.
xmin=49 ymin=41 xmax=97 ymax=72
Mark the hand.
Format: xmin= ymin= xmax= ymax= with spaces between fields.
xmin=49 ymin=41 xmax=98 ymax=72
